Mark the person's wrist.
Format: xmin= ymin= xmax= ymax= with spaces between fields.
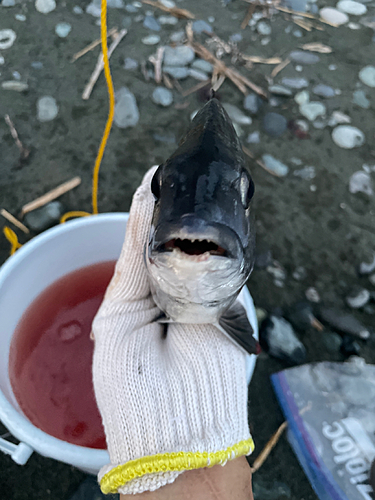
xmin=120 ymin=457 xmax=253 ymax=500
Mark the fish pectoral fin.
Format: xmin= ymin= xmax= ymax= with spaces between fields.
xmin=218 ymin=301 xmax=259 ymax=356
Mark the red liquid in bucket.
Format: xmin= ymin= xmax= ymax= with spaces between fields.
xmin=9 ymin=260 xmax=116 ymax=449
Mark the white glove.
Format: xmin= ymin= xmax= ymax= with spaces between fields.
xmin=92 ymin=167 xmax=254 ymax=496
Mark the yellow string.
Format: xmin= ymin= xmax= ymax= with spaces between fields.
xmin=3 ymin=227 xmax=22 ymax=255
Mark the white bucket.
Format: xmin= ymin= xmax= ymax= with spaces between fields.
xmin=0 ymin=213 xmax=258 ymax=475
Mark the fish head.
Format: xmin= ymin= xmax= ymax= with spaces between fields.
xmin=145 ymin=98 xmax=255 ymax=323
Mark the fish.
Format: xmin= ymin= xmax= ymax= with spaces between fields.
xmin=145 ymin=97 xmax=258 ymax=355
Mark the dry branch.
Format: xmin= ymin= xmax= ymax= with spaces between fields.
xmin=271 ymin=58 xmax=290 ymax=78
xmin=149 ymin=46 xmax=165 ymax=84
xmin=142 ymin=0 xmax=195 ymax=19
xmin=71 ymin=27 xmax=118 ymax=62
xmin=4 ymin=114 xmax=30 ymax=160
xmin=1 ymin=209 xmax=29 ymax=234
xmin=241 ymin=2 xmax=257 ymax=29
xmin=251 ymin=421 xmax=288 ymax=473
xmin=301 ymin=42 xmax=333 ymax=53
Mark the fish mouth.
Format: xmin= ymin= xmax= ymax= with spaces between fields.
xmin=161 ymin=238 xmax=227 ymax=257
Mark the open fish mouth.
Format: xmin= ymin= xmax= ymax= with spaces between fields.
xmin=162 ymin=238 xmax=227 ymax=257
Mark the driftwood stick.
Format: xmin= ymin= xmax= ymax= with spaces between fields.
xmin=71 ymin=27 xmax=118 ymax=62
xmin=251 ymin=422 xmax=288 ymax=473
xmin=149 ymin=46 xmax=165 ymax=84
xmin=241 ymin=2 xmax=257 ymax=29
xmin=4 ymin=114 xmax=30 ymax=160
xmin=271 ymin=58 xmax=290 ymax=78
xmin=181 ymin=79 xmax=211 ymax=97
xmin=142 ymin=0 xmax=195 ymax=19
xmin=1 ymin=209 xmax=29 ymax=234
xmin=82 ymin=29 xmax=127 ymax=100
xmin=20 ymin=177 xmax=81 ymax=217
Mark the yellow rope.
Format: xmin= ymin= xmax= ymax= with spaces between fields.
xmin=3 ymin=227 xmax=22 ymax=255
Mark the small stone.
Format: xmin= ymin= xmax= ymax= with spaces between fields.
xmin=222 ymin=103 xmax=252 ymax=125
xmin=312 ymin=119 xmax=327 ymax=130
xmin=262 ymin=155 xmax=289 ymax=177
xmin=35 ymin=0 xmax=56 ymax=13
xmin=192 ymin=20 xmax=213 ymax=34
xmin=353 ymin=90 xmax=370 ymax=109
xmin=141 ymin=34 xmax=160 ymax=45
xmin=243 ymin=94 xmax=263 ymax=115
xmin=257 ymin=21 xmax=271 ymax=35
xmin=293 ymin=166 xmax=316 ymax=180
xmin=359 ymin=66 xmax=375 ymax=88
xmin=267 ymin=262 xmax=286 ymax=281
xmin=332 ymin=125 xmax=365 ymax=149
xmin=322 ymin=332 xmax=343 ymax=353
xmin=341 ymin=336 xmax=361 ymax=357
xmin=329 ymin=64 xmax=337 ymax=71
xmin=292 ymin=266 xmax=307 ymax=281
xmin=312 ymin=84 xmax=335 ymax=98
xmin=134 ymin=14 xmax=144 ymax=22
xmin=0 ymin=29 xmax=16 ymax=50
xmin=260 ymin=316 xmax=306 ymax=365
xmin=187 ymin=68 xmax=209 ymax=81
xmin=143 ymin=15 xmax=161 ymax=31
xmin=337 ymin=0 xmax=367 ymax=15
xmin=191 ymin=59 xmax=213 ymax=73
xmin=169 ymin=30 xmax=185 ymax=43
xmin=300 ymin=102 xmax=326 ymax=121
xmin=348 ymin=21 xmax=361 ymax=29
xmin=247 ymin=131 xmax=260 ymax=144
xmin=305 ymin=287 xmax=320 ymax=303
xmin=114 ymin=87 xmax=139 ymax=128
xmin=122 ymin=16 xmax=132 ymax=28
xmin=262 ymin=112 xmax=287 ymax=137
xmin=0 ymin=55 xmax=4 ymax=65
xmin=86 ymin=2 xmax=101 ymax=16
xmin=2 ymin=0 xmax=15 ymax=6
xmin=349 ymin=171 xmax=373 ymax=196
xmin=295 ymin=90 xmax=309 ymax=105
xmin=162 ymin=66 xmax=188 ymax=79
xmin=73 ymin=5 xmax=83 ymax=13
xmin=281 ymin=77 xmax=309 ymax=89
xmin=269 ymin=85 xmax=292 ymax=96
xmin=346 ymin=287 xmax=371 ymax=308
xmin=24 ymin=201 xmax=64 ymax=232
xmin=152 ymin=86 xmax=173 ymax=107
xmin=125 ymin=3 xmax=137 ymax=11
xmin=317 ymin=306 xmax=370 ymax=339
xmin=1 ymin=81 xmax=28 ymax=91
xmin=290 ymin=157 xmax=303 ymax=166
xmin=320 ymin=7 xmax=349 ymax=25
xmin=328 ymin=111 xmax=351 ymax=126
xmin=360 ymin=254 xmax=375 ymax=275
xmin=230 ymin=33 xmax=242 ymax=43
xmin=55 ymin=22 xmax=72 ymax=38
xmin=164 ymin=46 xmax=195 ymax=66
xmin=124 ymin=57 xmax=138 ymax=70
xmin=153 ymin=132 xmax=176 ymax=144
xmin=289 ymin=50 xmax=320 ymax=64
xmin=15 ymin=14 xmax=27 ymax=20
xmin=158 ymin=15 xmax=178 ymax=25
xmin=293 ymin=29 xmax=303 ymax=37
xmin=37 ymin=96 xmax=58 ymax=121
xmin=31 ymin=61 xmax=43 ymax=69
xmin=260 ymin=37 xmax=271 ymax=46
xmin=159 ymin=0 xmax=175 ymax=7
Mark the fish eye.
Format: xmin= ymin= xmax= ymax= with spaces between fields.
xmin=240 ymin=171 xmax=255 ymax=208
xmin=151 ymin=169 xmax=161 ymax=200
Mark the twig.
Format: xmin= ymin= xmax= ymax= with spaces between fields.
xmin=242 ymin=55 xmax=282 ymax=64
xmin=301 ymin=42 xmax=332 ymax=53
xmin=274 ymin=5 xmax=338 ymax=27
xmin=142 ymin=0 xmax=195 ymax=19
xmin=149 ymin=46 xmax=165 ymax=84
xmin=163 ymin=74 xmax=173 ymax=89
xmin=1 ymin=209 xmax=29 ymax=234
xmin=71 ymin=27 xmax=118 ymax=62
xmin=82 ymin=29 xmax=127 ymax=100
xmin=293 ymin=17 xmax=313 ymax=31
xmin=271 ymin=58 xmax=290 ymax=78
xmin=311 ymin=317 xmax=324 ymax=331
xmin=181 ymin=79 xmax=211 ymax=97
xmin=251 ymin=421 xmax=288 ymax=473
xmin=241 ymin=2 xmax=257 ymax=29
xmin=172 ymin=77 xmax=184 ymax=95
xmin=212 ymin=74 xmax=226 ymax=92
xmin=4 ymin=114 xmax=30 ymax=160
xmin=141 ymin=61 xmax=150 ymax=81
xmin=20 ymin=177 xmax=81 ymax=217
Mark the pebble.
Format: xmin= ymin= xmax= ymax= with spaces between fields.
xmin=341 ymin=336 xmax=361 ymax=357
xmin=114 ymin=87 xmax=139 ymax=128
xmin=170 ymin=30 xmax=185 ymax=43
xmin=257 ymin=21 xmax=272 ymax=35
xmin=346 ymin=287 xmax=371 ymax=308
xmin=124 ymin=57 xmax=138 ymax=70
xmin=153 ymin=132 xmax=176 ymax=144
xmin=281 ymin=77 xmax=309 ymax=89
xmin=260 ymin=316 xmax=306 ymax=365
xmin=230 ymin=33 xmax=243 ymax=43
xmin=191 ymin=59 xmax=213 ymax=73
xmin=322 ymin=331 xmax=343 ymax=353
xmin=292 ymin=266 xmax=307 ymax=280
xmin=188 ymin=68 xmax=209 ymax=81
xmin=2 ymin=0 xmax=15 ymax=6
xmin=328 ymin=111 xmax=351 ymax=126
xmin=152 ymin=86 xmax=173 ymax=107
xmin=320 ymin=7 xmax=349 ymax=25
xmin=262 ymin=155 xmax=289 ymax=177
xmin=162 ymin=66 xmax=188 ymax=79
xmin=55 ymin=22 xmax=72 ymax=38
xmin=192 ymin=20 xmax=213 ymax=34
xmin=348 ymin=22 xmax=361 ymax=29
xmin=24 ymin=202 xmax=64 ymax=232
xmin=293 ymin=166 xmax=316 ymax=180
xmin=289 ymin=50 xmax=320 ymax=64
xmin=15 ymin=14 xmax=27 ymax=21
xmin=159 ymin=0 xmax=175 ymax=8
xmin=37 ymin=96 xmax=58 ymax=121
xmin=143 ymin=15 xmax=161 ymax=31
xmin=0 ymin=55 xmax=4 ymax=65
xmin=2 ymin=81 xmax=28 ymax=91
xmin=332 ymin=125 xmax=365 ymax=149
xmin=222 ymin=103 xmax=252 ymax=125
xmin=269 ymin=85 xmax=292 ymax=97
xmin=86 ymin=2 xmax=101 ymax=16
xmin=353 ymin=90 xmax=370 ymax=109
xmin=247 ymin=131 xmax=260 ymax=144
xmin=158 ymin=15 xmax=178 ymax=25
xmin=317 ymin=306 xmax=370 ymax=339
xmin=0 ymin=29 xmax=16 ymax=50
xmin=312 ymin=84 xmax=335 ymax=98
xmin=35 ymin=0 xmax=56 ymax=13
xmin=243 ymin=93 xmax=263 ymax=115
xmin=260 ymin=37 xmax=271 ymax=46
xmin=360 ymin=254 xmax=375 ymax=275
xmin=337 ymin=0 xmax=367 ymax=15
xmin=349 ymin=171 xmax=373 ymax=196
xmin=73 ymin=5 xmax=83 ymax=13
xmin=295 ymin=90 xmax=309 ymax=105
xmin=359 ymin=65 xmax=375 ymax=88
xmin=300 ymin=102 xmax=326 ymax=121
xmin=305 ymin=287 xmax=320 ymax=303
xmin=31 ymin=61 xmax=43 ymax=69
xmin=293 ymin=29 xmax=303 ymax=38
xmin=141 ymin=34 xmax=160 ymax=45
xmin=125 ymin=3 xmax=137 ymax=12
xmin=164 ymin=45 xmax=195 ymax=66
xmin=262 ymin=112 xmax=287 ymax=137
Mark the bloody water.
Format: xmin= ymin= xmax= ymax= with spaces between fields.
xmin=9 ymin=260 xmax=116 ymax=449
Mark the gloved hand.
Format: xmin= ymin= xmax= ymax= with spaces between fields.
xmin=92 ymin=167 xmax=255 ymax=496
